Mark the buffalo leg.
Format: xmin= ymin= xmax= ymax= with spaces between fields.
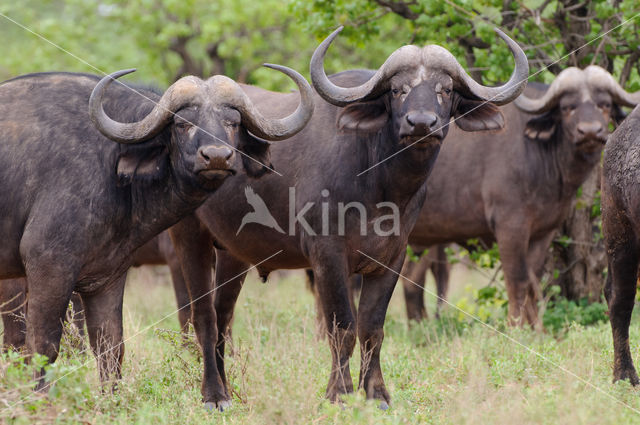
xmin=495 ymin=227 xmax=539 ymax=328
xmin=401 ymin=256 xmax=429 ymax=322
xmin=310 ymin=253 xmax=355 ymax=401
xmin=213 ymin=250 xmax=248 ymax=398
xmin=80 ymin=274 xmax=126 ymax=388
xmin=604 ymin=213 xmax=639 ymax=384
xmin=432 ymin=245 xmax=450 ymax=318
xmin=0 ymin=278 xmax=27 ymax=350
xmin=24 ymin=271 xmax=73 ymax=391
xmin=169 ymin=216 xmax=229 ymax=410
xmin=167 ymin=254 xmax=192 ymax=334
xmin=357 ymin=257 xmax=402 ymax=409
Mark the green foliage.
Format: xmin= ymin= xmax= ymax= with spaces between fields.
xmin=406 ymin=245 xmax=428 ymax=263
xmin=542 ymin=296 xmax=609 ymax=333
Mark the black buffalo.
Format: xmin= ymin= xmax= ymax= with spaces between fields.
xmin=406 ymin=66 xmax=640 ymax=327
xmin=0 ymin=65 xmax=313 ymax=403
xmin=167 ymin=27 xmax=528 ymax=409
xmin=602 ymin=104 xmax=640 ymax=385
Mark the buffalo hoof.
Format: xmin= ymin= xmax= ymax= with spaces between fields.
xmin=378 ymin=401 xmax=389 ymax=411
xmin=204 ymin=399 xmax=232 ymax=412
xmin=613 ymin=368 xmax=640 ymax=386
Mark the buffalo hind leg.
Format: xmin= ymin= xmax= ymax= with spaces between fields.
xmin=604 ymin=217 xmax=639 ymax=385
xmin=213 ymin=250 xmax=249 ymax=399
xmin=432 ymin=245 xmax=451 ymax=318
xmin=1 ymin=278 xmax=27 ymax=351
xmin=358 ymin=262 xmax=401 ymax=409
xmin=401 ymin=256 xmax=428 ymax=322
xmin=169 ymin=215 xmax=229 ymax=411
xmin=80 ymin=274 xmax=126 ymax=389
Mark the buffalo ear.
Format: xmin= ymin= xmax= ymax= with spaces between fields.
xmin=116 ymin=146 xmax=168 ymax=186
xmin=453 ymin=97 xmax=505 ymax=131
xmin=611 ymin=103 xmax=627 ymax=127
xmin=337 ymin=99 xmax=389 ymax=132
xmin=239 ymin=131 xmax=274 ymax=178
xmin=523 ymin=111 xmax=557 ymax=142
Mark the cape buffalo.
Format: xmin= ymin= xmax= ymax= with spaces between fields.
xmin=602 ymin=104 xmax=640 ymax=386
xmin=406 ymin=66 xmax=640 ymax=327
xmin=0 ymin=64 xmax=313 ymax=402
xmin=168 ymin=27 xmax=528 ymax=409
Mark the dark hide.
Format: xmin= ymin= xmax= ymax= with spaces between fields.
xmin=601 ymin=105 xmax=640 ymax=386
xmin=168 ymin=68 xmax=511 ymax=407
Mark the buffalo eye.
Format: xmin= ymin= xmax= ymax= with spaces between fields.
xmin=391 ymin=88 xmax=400 ymax=96
xmin=562 ymin=104 xmax=576 ymax=113
xmin=598 ymin=102 xmax=611 ymax=111
xmin=175 ymin=122 xmax=192 ymax=131
xmin=443 ymin=88 xmax=452 ymax=95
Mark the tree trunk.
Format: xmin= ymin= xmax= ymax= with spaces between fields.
xmin=545 ymin=165 xmax=607 ymax=301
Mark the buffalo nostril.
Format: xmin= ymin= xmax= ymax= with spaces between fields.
xmin=577 ymin=121 xmax=603 ymax=136
xmin=407 ymin=112 xmax=437 ymax=129
xmin=198 ymin=146 xmax=233 ymax=164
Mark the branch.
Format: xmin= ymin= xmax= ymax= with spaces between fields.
xmin=374 ymin=0 xmax=419 ymax=20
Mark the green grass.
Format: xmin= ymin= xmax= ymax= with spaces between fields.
xmin=2 ymin=265 xmax=640 ymax=424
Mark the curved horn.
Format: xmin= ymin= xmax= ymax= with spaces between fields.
xmin=514 ymin=67 xmax=584 ymax=114
xmin=585 ymin=65 xmax=640 ymax=108
xmin=449 ymin=28 xmax=529 ymax=105
xmin=219 ymin=64 xmax=315 ymax=141
xmin=90 ymin=69 xmax=200 ymax=144
xmin=310 ymin=27 xmax=529 ymax=107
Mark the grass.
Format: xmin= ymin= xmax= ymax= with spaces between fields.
xmin=2 ymin=265 xmax=640 ymax=424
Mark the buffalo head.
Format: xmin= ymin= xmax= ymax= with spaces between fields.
xmin=89 ymin=66 xmax=314 ymax=189
xmin=515 ymin=66 xmax=640 ymax=151
xmin=310 ymin=27 xmax=528 ymax=147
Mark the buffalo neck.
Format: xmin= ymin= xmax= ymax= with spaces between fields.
xmin=524 ymin=128 xmax=602 ymax=201
xmin=355 ymin=128 xmax=438 ymax=210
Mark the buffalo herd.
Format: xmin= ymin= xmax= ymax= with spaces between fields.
xmin=1 ymin=24 xmax=640 ymax=411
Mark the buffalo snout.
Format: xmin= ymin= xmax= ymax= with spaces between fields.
xmin=195 ymin=145 xmax=235 ymax=175
xmin=575 ymin=120 xmax=607 ymax=145
xmin=400 ymin=111 xmax=441 ymax=142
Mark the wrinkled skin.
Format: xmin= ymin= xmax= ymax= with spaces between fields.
xmin=0 ymin=69 xmax=307 ymax=403
xmin=602 ymin=105 xmax=640 ymax=386
xmin=170 ymin=61 xmax=518 ymax=409
xmin=409 ymin=76 xmax=628 ymax=328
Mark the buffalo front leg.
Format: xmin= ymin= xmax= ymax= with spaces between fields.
xmin=24 ymin=272 xmax=74 ymax=392
xmin=169 ymin=216 xmax=229 ymax=410
xmin=496 ymin=227 xmax=540 ymax=328
xmin=358 ymin=262 xmax=401 ymax=409
xmin=80 ymin=274 xmax=126 ymax=389
xmin=603 ymin=214 xmax=639 ymax=385
xmin=213 ymin=250 xmax=249 ymax=399
xmin=311 ymin=256 xmax=356 ymax=402
xmin=0 ymin=278 xmax=27 ymax=351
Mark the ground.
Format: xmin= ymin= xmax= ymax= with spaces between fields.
xmin=2 ymin=264 xmax=640 ymax=424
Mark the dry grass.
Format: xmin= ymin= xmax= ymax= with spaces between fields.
xmin=1 ymin=265 xmax=640 ymax=424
